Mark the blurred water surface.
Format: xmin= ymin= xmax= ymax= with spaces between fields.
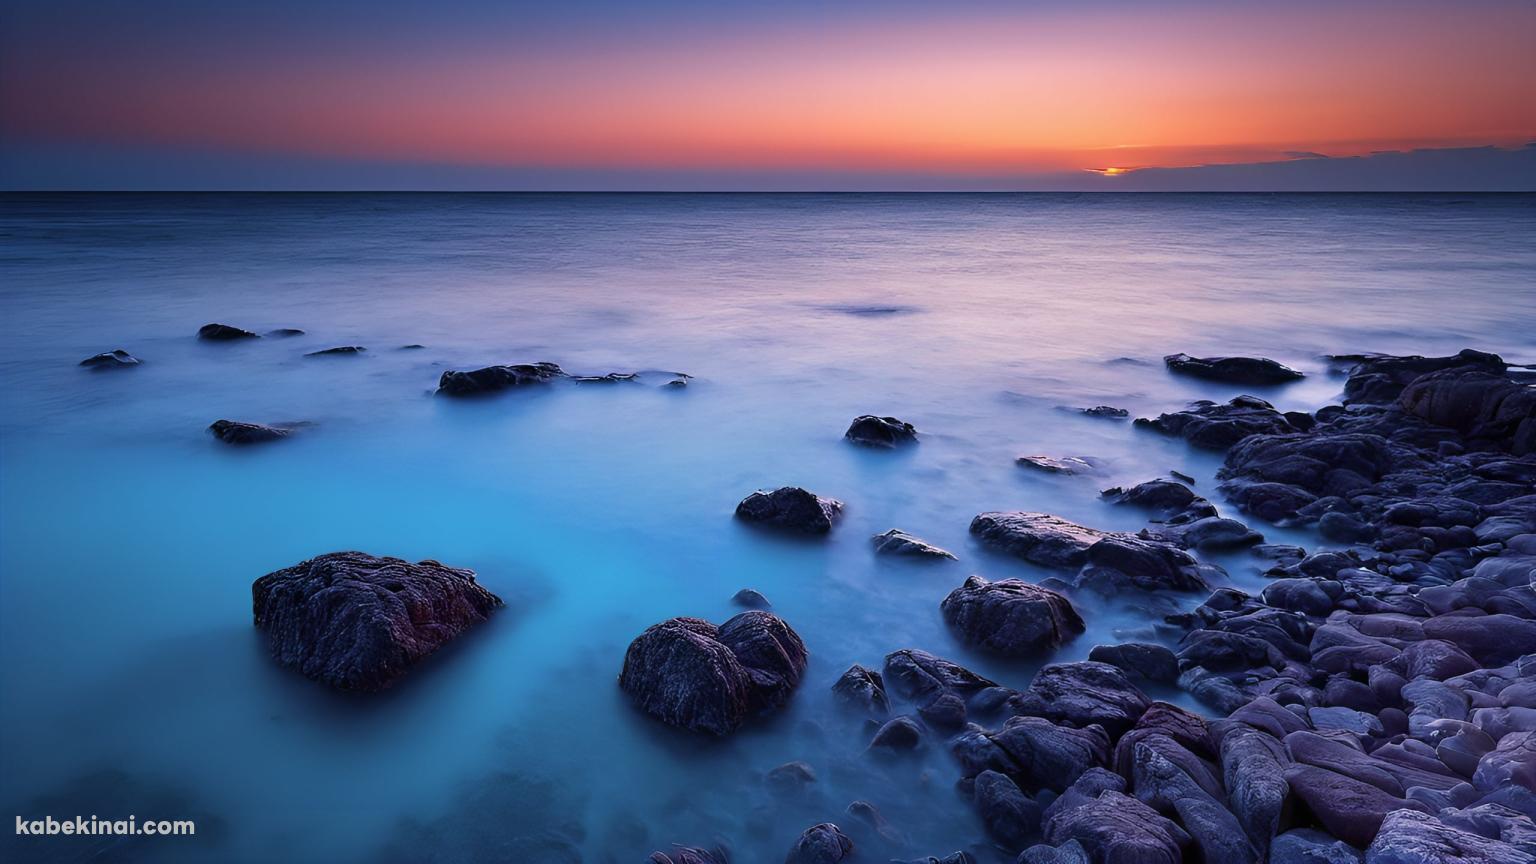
xmin=1 ymin=193 xmax=1534 ymax=862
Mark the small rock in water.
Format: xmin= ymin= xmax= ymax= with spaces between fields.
xmin=618 ymin=611 xmax=807 ymax=735
xmin=765 ymin=761 xmax=817 ymax=796
xmin=252 ymin=551 xmax=502 ymax=691
xmin=398 ymin=343 xmax=425 ymax=350
xmin=79 ymin=349 xmax=139 ymax=368
xmin=736 ymin=487 xmax=843 ymax=535
xmin=871 ymin=529 xmax=955 ymax=560
xmin=208 ymin=419 xmax=295 ymax=445
xmin=845 ymin=415 xmax=918 ymax=447
xmin=1080 ymin=405 xmax=1130 ymax=419
xmin=436 ymin=362 xmax=565 ymax=395
xmin=732 ymin=588 xmax=771 ymax=609
xmin=267 ymin=328 xmax=305 ymax=337
xmin=572 ymin=372 xmax=638 ymax=383
xmin=969 ymin=511 xmax=1112 ymax=568
xmin=648 ymin=847 xmax=728 ymax=864
xmin=785 ymin=823 xmax=853 ymax=864
xmin=305 ymin=346 xmax=366 ymax=357
xmin=831 ymin=664 xmax=889 ymax=716
xmin=198 ymin=323 xmax=260 ymax=340
xmin=1164 ymin=352 xmax=1304 ymax=385
xmin=940 ymin=575 xmax=1085 ymax=655
xmin=664 ymin=378 xmax=689 ymax=388
xmin=868 ymin=715 xmax=923 ymax=752
xmin=1170 ymin=470 xmax=1196 ymax=484
xmin=1017 ymin=455 xmax=1102 ymax=475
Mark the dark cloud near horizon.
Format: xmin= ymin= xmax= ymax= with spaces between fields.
xmin=1 ymin=142 xmax=1532 ymax=192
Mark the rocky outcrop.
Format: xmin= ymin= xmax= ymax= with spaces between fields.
xmin=871 ymin=529 xmax=955 ymax=560
xmin=1017 ymin=455 xmax=1103 ymax=475
xmin=736 ymin=487 xmax=843 ymax=534
xmin=1164 ymin=353 xmax=1304 ymax=385
xmin=845 ymin=415 xmax=918 ymax=447
xmin=619 ymin=611 xmax=807 ymax=736
xmin=969 ymin=512 xmax=1111 ymax=568
xmin=251 ymin=551 xmax=502 ymax=691
xmin=80 ymin=349 xmax=139 ymax=368
xmin=436 ymin=362 xmax=565 ymax=395
xmin=1136 ymin=395 xmax=1300 ymax=450
xmin=198 ymin=323 xmax=259 ymax=340
xmin=940 ymin=576 xmax=1084 ymax=655
xmin=208 ymin=419 xmax=295 ymax=445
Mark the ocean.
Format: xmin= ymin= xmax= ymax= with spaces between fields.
xmin=1 ymin=192 xmax=1533 ymax=862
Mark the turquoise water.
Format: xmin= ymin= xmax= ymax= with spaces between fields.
xmin=1 ymin=193 xmax=1534 ymax=862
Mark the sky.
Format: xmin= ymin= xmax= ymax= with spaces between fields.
xmin=2 ymin=0 xmax=1534 ymax=190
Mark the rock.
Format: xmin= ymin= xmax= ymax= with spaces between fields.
xmin=436 ymin=362 xmax=565 ymax=395
xmin=1135 ymin=395 xmax=1297 ymax=450
xmin=845 ymin=415 xmax=918 ymax=447
xmin=732 ymin=588 xmax=771 ymax=609
xmin=208 ymin=419 xmax=294 ymax=445
xmin=785 ymin=823 xmax=853 ymax=864
xmin=832 ymin=664 xmax=889 ymax=716
xmin=650 ymin=847 xmax=728 ymax=864
xmin=1132 ymin=743 xmax=1259 ymax=864
xmin=1284 ymin=764 xmax=1427 ymax=848
xmin=940 ymin=576 xmax=1085 ymax=656
xmin=618 ymin=611 xmax=807 ymax=735
xmin=305 ymin=346 xmax=366 ymax=357
xmin=251 ymin=551 xmax=502 ymax=691
xmin=268 ymin=328 xmax=305 ymax=337
xmin=1320 ymin=511 xmax=1376 ymax=544
xmin=198 ymin=323 xmax=259 ymax=340
xmin=969 ymin=512 xmax=1111 ymax=568
xmin=1270 ymin=829 xmax=1362 ymax=864
xmin=1088 ymin=643 xmax=1179 ymax=684
xmin=1365 ymin=808 xmax=1535 ymax=864
xmin=1017 ymin=840 xmax=1091 ymax=863
xmin=872 ymin=529 xmax=956 ymax=560
xmin=984 ymin=715 xmax=1112 ymax=793
xmin=1043 ymin=787 xmax=1189 ymax=864
xmin=869 ymin=715 xmax=923 ymax=752
xmin=80 ymin=349 xmax=139 ymax=368
xmin=1220 ymin=724 xmax=1291 ymax=854
xmin=1164 ymin=353 xmax=1304 ymax=385
xmin=1017 ymin=455 xmax=1102 ymax=475
xmin=736 ymin=487 xmax=843 ymax=535
xmin=1011 ymin=662 xmax=1152 ymax=737
xmin=766 ymin=761 xmax=817 ymax=796
xmin=1102 ymin=479 xmax=1203 ymax=517
xmin=1473 ymin=730 xmax=1536 ymax=793
xmin=1080 ymin=534 xmax=1213 ymax=593
xmin=1400 ymin=368 xmax=1536 ymax=454
xmin=973 ymin=770 xmax=1040 ymax=850
xmin=571 ymin=372 xmax=638 ymax=383
xmin=1335 ymin=349 xmax=1505 ymax=405
xmin=1081 ymin=406 xmax=1129 ymax=419
xmin=1423 ymin=615 xmax=1536 ymax=665
xmin=883 ymin=649 xmax=997 ymax=725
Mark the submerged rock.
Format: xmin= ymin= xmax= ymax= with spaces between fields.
xmin=437 ymin=362 xmax=565 ymax=396
xmin=736 ymin=487 xmax=843 ymax=534
xmin=198 ymin=323 xmax=260 ymax=340
xmin=871 ymin=529 xmax=955 ymax=560
xmin=618 ymin=611 xmax=806 ymax=735
xmin=208 ymin=419 xmax=295 ymax=445
xmin=1164 ymin=353 xmax=1304 ymax=385
xmin=80 ymin=349 xmax=139 ymax=368
xmin=832 ymin=664 xmax=889 ymax=716
xmin=251 ymin=551 xmax=502 ymax=691
xmin=1017 ymin=455 xmax=1103 ymax=475
xmin=572 ymin=372 xmax=638 ymax=383
xmin=731 ymin=588 xmax=771 ymax=609
xmin=786 ymin=823 xmax=853 ymax=864
xmin=845 ymin=415 xmax=918 ymax=447
xmin=940 ymin=575 xmax=1084 ymax=655
xmin=969 ymin=512 xmax=1111 ymax=568
xmin=305 ymin=346 xmax=366 ymax=357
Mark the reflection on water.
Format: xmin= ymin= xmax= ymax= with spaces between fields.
xmin=1 ymin=193 xmax=1533 ymax=862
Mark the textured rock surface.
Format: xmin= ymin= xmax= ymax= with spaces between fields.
xmin=871 ymin=529 xmax=956 ymax=559
xmin=736 ymin=487 xmax=844 ymax=534
xmin=845 ymin=415 xmax=918 ymax=447
xmin=785 ymin=823 xmax=853 ymax=864
xmin=969 ymin=512 xmax=1111 ymax=568
xmin=80 ymin=349 xmax=139 ymax=368
xmin=251 ymin=551 xmax=502 ymax=691
xmin=940 ymin=575 xmax=1084 ymax=655
xmin=209 ymin=419 xmax=295 ymax=445
xmin=437 ymin=362 xmax=565 ymax=395
xmin=1164 ymin=352 xmax=1304 ymax=385
xmin=198 ymin=323 xmax=259 ymax=340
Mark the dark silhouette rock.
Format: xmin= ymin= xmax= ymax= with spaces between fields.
xmin=80 ymin=349 xmax=139 ymax=368
xmin=765 ymin=761 xmax=817 ymax=796
xmin=832 ymin=664 xmax=889 ymax=716
xmin=736 ymin=487 xmax=843 ymax=535
xmin=982 ymin=715 xmax=1112 ymax=793
xmin=198 ymin=323 xmax=259 ymax=340
xmin=1164 ymin=353 xmax=1304 ymax=385
xmin=1334 ymin=349 xmax=1504 ymax=405
xmin=732 ymin=588 xmax=771 ymax=609
xmin=785 ymin=823 xmax=853 ymax=864
xmin=882 ymin=649 xmax=997 ymax=727
xmin=208 ymin=419 xmax=295 ymax=445
xmin=268 ymin=328 xmax=305 ymax=337
xmin=871 ymin=529 xmax=955 ymax=560
xmin=437 ymin=362 xmax=565 ymax=396
xmin=619 ymin=611 xmax=806 ymax=736
xmin=1400 ymin=368 xmax=1536 ymax=454
xmin=869 ymin=715 xmax=923 ymax=752
xmin=941 ymin=576 xmax=1084 ymax=655
xmin=1135 ymin=395 xmax=1297 ymax=450
xmin=251 ymin=551 xmax=502 ymax=691
xmin=1017 ymin=455 xmax=1103 ymax=475
xmin=969 ymin=512 xmax=1111 ymax=568
xmin=1081 ymin=406 xmax=1130 ymax=419
xmin=973 ymin=770 xmax=1040 ymax=850
xmin=305 ymin=346 xmax=366 ymax=357
xmin=845 ymin=415 xmax=917 ymax=447
xmin=1283 ymin=764 xmax=1427 ymax=848
xmin=1089 ymin=643 xmax=1179 ymax=684
xmin=1011 ymin=662 xmax=1152 ymax=737
xmin=572 ymin=372 xmax=638 ymax=383
xmin=1079 ymin=534 xmax=1214 ymax=593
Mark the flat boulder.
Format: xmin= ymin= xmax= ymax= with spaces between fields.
xmin=1284 ymin=765 xmax=1427 ymax=848
xmin=871 ymin=529 xmax=955 ymax=560
xmin=619 ymin=611 xmax=807 ymax=736
xmin=1135 ymin=396 xmax=1297 ymax=450
xmin=251 ymin=551 xmax=502 ymax=691
xmin=941 ymin=576 xmax=1084 ymax=655
xmin=970 ymin=512 xmax=1111 ymax=568
xmin=845 ymin=415 xmax=917 ymax=447
xmin=198 ymin=323 xmax=259 ymax=340
xmin=1365 ymin=809 xmax=1535 ymax=864
xmin=736 ymin=487 xmax=843 ymax=534
xmin=1164 ymin=353 xmax=1304 ymax=385
xmin=80 ymin=349 xmax=139 ymax=368
xmin=1017 ymin=455 xmax=1102 ymax=475
xmin=437 ymin=362 xmax=565 ymax=396
xmin=305 ymin=346 xmax=366 ymax=357
xmin=209 ymin=419 xmax=295 ymax=445
xmin=1011 ymin=661 xmax=1152 ymax=737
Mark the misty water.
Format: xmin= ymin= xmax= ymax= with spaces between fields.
xmin=2 ymin=193 xmax=1534 ymax=863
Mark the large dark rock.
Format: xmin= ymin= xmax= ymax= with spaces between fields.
xmin=1088 ymin=643 xmax=1179 ymax=684
xmin=1365 ymin=808 xmax=1535 ymax=864
xmin=1422 ymin=615 xmax=1536 ymax=665
xmin=736 ymin=487 xmax=844 ymax=535
xmin=1335 ymin=349 xmax=1505 ymax=405
xmin=1135 ymin=395 xmax=1297 ymax=450
xmin=969 ymin=512 xmax=1110 ymax=568
xmin=940 ymin=576 xmax=1084 ymax=656
xmin=973 ymin=770 xmax=1040 ymax=850
xmin=845 ymin=415 xmax=917 ymax=447
xmin=1043 ymin=786 xmax=1190 ymax=864
xmin=80 ymin=349 xmax=139 ymax=368
xmin=649 ymin=847 xmax=728 ymax=864
xmin=1399 ymin=368 xmax=1536 ymax=454
xmin=1079 ymin=534 xmax=1213 ymax=593
xmin=209 ymin=419 xmax=295 ymax=445
xmin=882 ymin=649 xmax=997 ymax=728
xmin=436 ymin=362 xmax=565 ymax=396
xmin=198 ymin=323 xmax=259 ymax=340
xmin=1283 ymin=764 xmax=1427 ymax=848
xmin=831 ymin=664 xmax=889 ymax=716
xmin=785 ymin=823 xmax=853 ymax=864
xmin=1164 ymin=353 xmax=1304 ymax=385
xmin=1131 ymin=743 xmax=1259 ymax=864
xmin=619 ymin=611 xmax=806 ymax=735
xmin=983 ymin=715 xmax=1111 ymax=793
xmin=1219 ymin=724 xmax=1291 ymax=855
xmin=251 ymin=551 xmax=502 ymax=691
xmin=1010 ymin=661 xmax=1152 ymax=737
xmin=871 ymin=529 xmax=956 ymax=560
